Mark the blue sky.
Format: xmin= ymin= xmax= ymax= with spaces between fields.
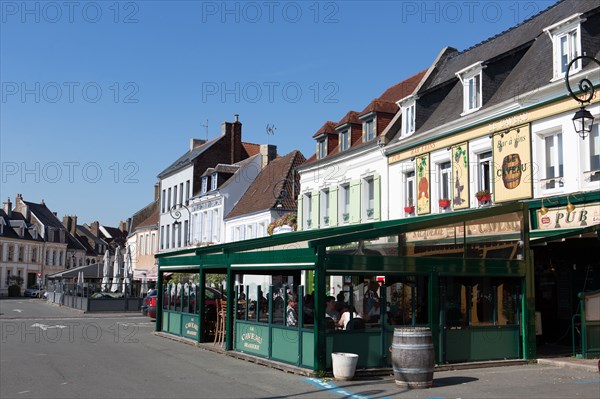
xmin=1 ymin=0 xmax=558 ymax=226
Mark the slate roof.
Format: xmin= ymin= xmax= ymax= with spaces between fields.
xmin=157 ymin=136 xmax=220 ymax=178
xmin=24 ymin=200 xmax=64 ymax=230
xmin=404 ymin=0 xmax=600 ymax=139
xmin=0 ymin=210 xmax=44 ymax=242
xmin=225 ymin=151 xmax=306 ymax=220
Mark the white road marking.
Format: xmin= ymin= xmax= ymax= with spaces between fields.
xmin=31 ymin=323 xmax=67 ymax=331
xmin=12 ymin=309 xmax=23 ymax=313
xmin=18 ymin=391 xmax=30 ymax=394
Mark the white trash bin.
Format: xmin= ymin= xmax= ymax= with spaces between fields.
xmin=331 ymin=352 xmax=359 ymax=380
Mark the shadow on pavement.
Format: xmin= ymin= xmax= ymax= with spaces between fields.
xmin=432 ymin=376 xmax=479 ymax=387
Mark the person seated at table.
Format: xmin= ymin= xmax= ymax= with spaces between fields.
xmin=338 ymin=304 xmax=362 ymax=330
xmin=286 ymin=294 xmax=298 ymax=327
xmin=335 ymin=291 xmax=347 ymax=312
xmin=303 ymin=293 xmax=315 ymax=324
xmin=325 ymin=296 xmax=340 ymax=323
xmin=366 ymin=300 xmax=380 ymax=322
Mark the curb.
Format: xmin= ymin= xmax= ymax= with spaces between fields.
xmin=536 ymin=358 xmax=599 ymax=373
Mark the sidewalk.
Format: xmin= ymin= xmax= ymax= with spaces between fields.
xmin=155 ymin=332 xmax=600 ymax=376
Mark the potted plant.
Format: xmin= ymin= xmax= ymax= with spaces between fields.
xmin=323 ymin=216 xmax=329 ymax=225
xmin=366 ymin=208 xmax=374 ymax=218
xmin=475 ymin=189 xmax=491 ymax=203
xmin=404 ymin=199 xmax=415 ymax=214
xmin=267 ymin=213 xmax=298 ymax=235
xmin=438 ymin=198 xmax=451 ymax=209
xmin=342 ymin=213 xmax=350 ymax=223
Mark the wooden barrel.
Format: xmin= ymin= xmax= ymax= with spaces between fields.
xmin=502 ymin=154 xmax=522 ymax=189
xmin=391 ymin=327 xmax=434 ymax=388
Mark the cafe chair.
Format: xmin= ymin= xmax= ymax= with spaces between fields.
xmin=214 ymin=299 xmax=227 ymax=347
xmin=346 ymin=318 xmax=365 ymax=330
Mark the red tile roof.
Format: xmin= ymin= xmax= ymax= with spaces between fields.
xmin=358 ymin=99 xmax=398 ymax=116
xmin=335 ymin=111 xmax=361 ymax=128
xmin=378 ymin=69 xmax=428 ymax=103
xmin=242 ymin=142 xmax=261 ymax=157
xmin=225 ymin=151 xmax=306 ymax=219
xmin=312 ymin=121 xmax=337 ymax=138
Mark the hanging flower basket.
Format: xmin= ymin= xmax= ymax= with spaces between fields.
xmin=476 ymin=190 xmax=491 ymax=203
xmin=438 ymin=198 xmax=451 ymax=208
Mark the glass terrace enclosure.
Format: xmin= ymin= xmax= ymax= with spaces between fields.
xmin=156 ymin=203 xmax=535 ymax=370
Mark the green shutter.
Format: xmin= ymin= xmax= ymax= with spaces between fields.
xmin=329 ymin=186 xmax=338 ymax=226
xmin=312 ymin=191 xmax=320 ymax=229
xmin=297 ymin=196 xmax=303 ymax=230
xmin=349 ymin=180 xmax=361 ymax=224
xmin=373 ymin=174 xmax=381 ymax=221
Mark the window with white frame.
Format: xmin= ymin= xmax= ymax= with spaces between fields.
xmin=405 ymin=170 xmax=415 ymax=208
xmin=402 ymin=100 xmax=416 ymax=136
xmin=173 ymin=185 xmax=177 ymax=208
xmin=340 ymin=129 xmax=350 ymax=151
xmin=185 ymin=180 xmax=190 ymax=205
xmin=456 ymin=62 xmax=484 ymax=115
xmin=543 ymin=131 xmax=564 ymax=189
xmin=211 ymin=173 xmax=218 ymax=191
xmin=179 ymin=183 xmax=183 ymax=205
xmin=477 ymin=151 xmax=493 ymax=193
xmin=161 ymin=189 xmax=166 ymax=212
xmin=212 ymin=209 xmax=220 ymax=242
xmin=317 ymin=139 xmax=326 ymax=159
xmin=166 ymin=224 xmax=170 ymax=249
xmin=183 ymin=220 xmax=189 ymax=246
xmin=339 ymin=184 xmax=350 ymax=223
xmin=364 ymin=118 xmax=376 ymax=142
xmin=321 ymin=189 xmax=330 ymax=226
xmin=586 ymin=124 xmax=600 ymax=182
xmin=151 ymin=233 xmax=156 ymax=253
xmin=246 ymin=224 xmax=254 ymax=240
xmin=167 ymin=188 xmax=172 ymax=211
xmin=139 ymin=236 xmax=144 ymax=255
xmin=303 ymin=193 xmax=312 ymax=228
xmin=160 ymin=225 xmax=164 ymax=249
xmin=438 ymin=162 xmax=452 ymax=201
xmin=201 ymin=177 xmax=208 ymax=193
xmin=363 ymin=177 xmax=375 ymax=219
xmin=544 ymin=15 xmax=582 ymax=79
xmin=258 ymin=222 xmax=266 ymax=238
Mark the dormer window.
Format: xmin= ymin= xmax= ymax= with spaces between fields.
xmin=363 ymin=118 xmax=376 ymax=142
xmin=544 ymin=14 xmax=583 ymax=80
xmin=211 ymin=172 xmax=218 ymax=191
xmin=456 ymin=62 xmax=484 ymax=115
xmin=317 ymin=139 xmax=327 ymax=159
xmin=201 ymin=176 xmax=208 ymax=193
xmin=340 ymin=129 xmax=350 ymax=151
xmin=401 ymin=99 xmax=416 ymax=136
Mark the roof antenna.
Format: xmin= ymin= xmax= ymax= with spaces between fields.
xmin=266 ymin=124 xmax=276 ymax=146
xmin=200 ymin=119 xmax=209 ymax=141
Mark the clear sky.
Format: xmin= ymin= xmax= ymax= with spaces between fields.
xmin=1 ymin=0 xmax=558 ymax=226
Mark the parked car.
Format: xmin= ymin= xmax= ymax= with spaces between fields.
xmin=141 ymin=289 xmax=157 ymax=316
xmin=23 ymin=285 xmax=42 ymax=298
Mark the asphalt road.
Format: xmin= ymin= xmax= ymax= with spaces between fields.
xmin=1 ymin=298 xmax=598 ymax=399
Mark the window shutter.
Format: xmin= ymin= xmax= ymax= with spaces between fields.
xmin=297 ymin=196 xmax=303 ymax=230
xmin=373 ymin=174 xmax=381 ymax=221
xmin=349 ymin=180 xmax=361 ymax=224
xmin=312 ymin=191 xmax=320 ymax=229
xmin=329 ymin=186 xmax=338 ymax=226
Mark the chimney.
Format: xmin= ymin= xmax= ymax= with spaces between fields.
xmin=221 ymin=115 xmax=242 ymax=164
xmin=189 ymin=138 xmax=206 ymax=151
xmin=259 ymin=144 xmax=277 ymax=169
xmin=2 ymin=197 xmax=12 ymax=217
xmin=119 ymin=220 xmax=128 ymax=233
xmin=62 ymin=215 xmax=78 ymax=235
xmin=90 ymin=221 xmax=100 ymax=237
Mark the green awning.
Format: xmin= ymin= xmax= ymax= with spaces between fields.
xmin=530 ymin=224 xmax=600 ymax=245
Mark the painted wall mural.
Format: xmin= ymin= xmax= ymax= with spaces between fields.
xmin=416 ymin=154 xmax=430 ymax=215
xmin=452 ymin=142 xmax=469 ymax=210
xmin=492 ymin=124 xmax=533 ymax=203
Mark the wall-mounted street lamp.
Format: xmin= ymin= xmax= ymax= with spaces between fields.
xmin=170 ymin=204 xmax=191 ymax=246
xmin=565 ymin=55 xmax=600 ymax=139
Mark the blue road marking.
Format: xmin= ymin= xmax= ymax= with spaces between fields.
xmin=574 ymin=379 xmax=600 ymax=385
xmin=303 ymin=377 xmax=375 ymax=399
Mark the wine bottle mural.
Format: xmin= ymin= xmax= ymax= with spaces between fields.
xmin=416 ymin=154 xmax=430 ymax=215
xmin=452 ymin=142 xmax=469 ymax=210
